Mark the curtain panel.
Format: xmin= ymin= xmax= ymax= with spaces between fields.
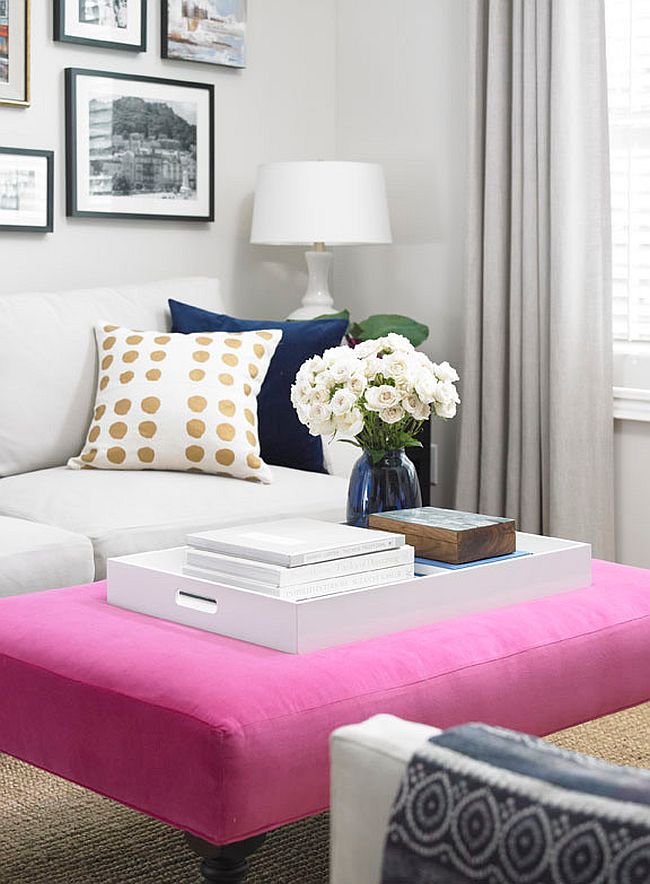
xmin=455 ymin=0 xmax=615 ymax=558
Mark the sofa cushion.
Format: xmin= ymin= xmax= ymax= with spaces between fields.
xmin=69 ymin=323 xmax=282 ymax=483
xmin=0 ymin=277 xmax=222 ymax=478
xmin=169 ymin=300 xmax=349 ymax=473
xmin=0 ymin=516 xmax=94 ymax=597
xmin=0 ymin=467 xmax=347 ymax=578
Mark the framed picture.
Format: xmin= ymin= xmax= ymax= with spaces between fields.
xmin=54 ymin=0 xmax=146 ymax=52
xmin=162 ymin=0 xmax=246 ymax=69
xmin=0 ymin=0 xmax=30 ymax=107
xmin=0 ymin=148 xmax=53 ymax=232
xmin=65 ymin=68 xmax=214 ymax=222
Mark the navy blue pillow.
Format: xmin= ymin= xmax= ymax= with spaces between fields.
xmin=169 ymin=300 xmax=348 ymax=473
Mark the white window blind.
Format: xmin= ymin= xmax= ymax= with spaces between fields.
xmin=606 ymin=0 xmax=650 ymax=342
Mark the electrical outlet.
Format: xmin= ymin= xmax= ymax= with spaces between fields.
xmin=430 ymin=442 xmax=438 ymax=486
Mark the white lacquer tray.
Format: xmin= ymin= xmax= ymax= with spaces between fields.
xmin=107 ymin=532 xmax=591 ymax=654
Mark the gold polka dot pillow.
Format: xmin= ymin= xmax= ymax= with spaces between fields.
xmin=68 ymin=323 xmax=283 ymax=483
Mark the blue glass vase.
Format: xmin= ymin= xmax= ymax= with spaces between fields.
xmin=346 ymin=448 xmax=422 ymax=528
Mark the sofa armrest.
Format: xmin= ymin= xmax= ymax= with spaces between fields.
xmin=330 ymin=715 xmax=440 ymax=884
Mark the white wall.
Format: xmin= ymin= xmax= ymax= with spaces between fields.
xmin=1 ymin=0 xmax=336 ymax=320
xmin=615 ymin=421 xmax=650 ymax=567
xmin=614 ymin=355 xmax=650 ymax=567
xmin=334 ymin=0 xmax=470 ymax=506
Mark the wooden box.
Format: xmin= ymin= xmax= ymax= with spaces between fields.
xmin=368 ymin=507 xmax=516 ymax=564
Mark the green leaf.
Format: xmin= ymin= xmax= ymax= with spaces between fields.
xmin=367 ymin=448 xmax=388 ymax=465
xmin=286 ymin=309 xmax=350 ymax=324
xmin=347 ymin=322 xmax=363 ymax=339
xmin=312 ymin=309 xmax=350 ymax=322
xmin=354 ymin=314 xmax=429 ymax=347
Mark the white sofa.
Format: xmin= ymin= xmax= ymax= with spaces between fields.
xmin=329 ymin=716 xmax=439 ymax=884
xmin=0 ymin=277 xmax=353 ymax=596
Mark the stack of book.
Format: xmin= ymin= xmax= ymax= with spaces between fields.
xmin=183 ymin=518 xmax=415 ymax=601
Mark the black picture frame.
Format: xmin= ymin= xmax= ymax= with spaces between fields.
xmin=65 ymin=68 xmax=215 ymax=223
xmin=0 ymin=147 xmax=54 ymax=233
xmin=0 ymin=0 xmax=31 ymax=107
xmin=54 ymin=0 xmax=147 ymax=53
xmin=161 ymin=0 xmax=247 ymax=69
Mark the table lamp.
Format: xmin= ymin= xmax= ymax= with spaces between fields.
xmin=250 ymin=161 xmax=392 ymax=320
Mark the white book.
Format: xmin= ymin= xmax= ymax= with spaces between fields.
xmin=186 ymin=518 xmax=405 ymax=568
xmin=182 ymin=561 xmax=415 ymax=600
xmin=184 ymin=544 xmax=414 ymax=587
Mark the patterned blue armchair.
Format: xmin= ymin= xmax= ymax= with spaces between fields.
xmin=330 ymin=715 xmax=650 ymax=884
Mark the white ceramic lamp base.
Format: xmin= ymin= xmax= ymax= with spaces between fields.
xmin=288 ymin=249 xmax=340 ymax=321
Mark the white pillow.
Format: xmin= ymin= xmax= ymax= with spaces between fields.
xmin=68 ymin=323 xmax=282 ymax=483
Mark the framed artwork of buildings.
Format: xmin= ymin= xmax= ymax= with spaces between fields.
xmin=0 ymin=0 xmax=30 ymax=107
xmin=65 ymin=68 xmax=214 ymax=222
xmin=55 ymin=0 xmax=147 ymax=52
xmin=162 ymin=0 xmax=246 ymax=68
xmin=0 ymin=147 xmax=53 ymax=232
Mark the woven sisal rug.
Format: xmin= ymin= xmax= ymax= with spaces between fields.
xmin=1 ymin=703 xmax=648 ymax=884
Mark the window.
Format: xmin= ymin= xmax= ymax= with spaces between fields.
xmin=606 ymin=0 xmax=650 ymax=343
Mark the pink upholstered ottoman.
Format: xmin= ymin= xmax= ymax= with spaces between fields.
xmin=1 ymin=559 xmax=649 ymax=882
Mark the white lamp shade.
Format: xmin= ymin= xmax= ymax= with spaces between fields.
xmin=250 ymin=161 xmax=392 ymax=245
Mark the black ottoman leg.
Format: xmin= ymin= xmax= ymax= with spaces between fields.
xmin=185 ymin=832 xmax=267 ymax=883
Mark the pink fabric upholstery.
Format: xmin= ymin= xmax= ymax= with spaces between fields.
xmin=0 ymin=559 xmax=649 ymax=845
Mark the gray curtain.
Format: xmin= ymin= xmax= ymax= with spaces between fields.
xmin=455 ymin=0 xmax=615 ymax=559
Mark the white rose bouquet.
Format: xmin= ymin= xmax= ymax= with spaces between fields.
xmin=290 ymin=333 xmax=460 ymax=463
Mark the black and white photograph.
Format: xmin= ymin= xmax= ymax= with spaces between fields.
xmin=55 ymin=0 xmax=146 ymax=52
xmin=0 ymin=147 xmax=53 ymax=232
xmin=65 ymin=69 xmax=214 ymax=221
xmin=0 ymin=0 xmax=29 ymax=107
xmin=79 ymin=0 xmax=126 ymax=26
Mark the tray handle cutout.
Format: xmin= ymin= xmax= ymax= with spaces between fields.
xmin=175 ymin=589 xmax=218 ymax=615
